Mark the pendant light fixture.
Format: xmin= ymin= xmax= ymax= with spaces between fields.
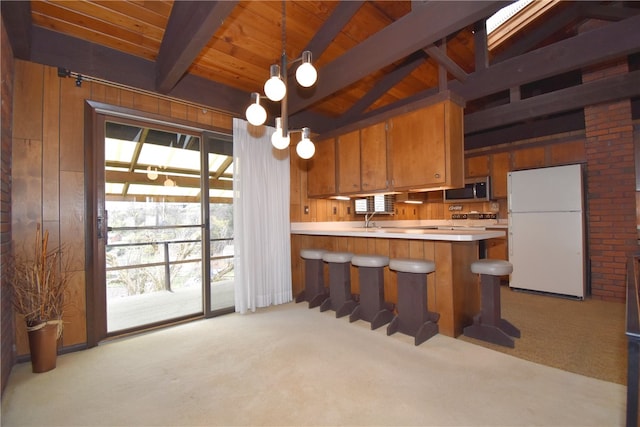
xmin=245 ymin=1 xmax=318 ymax=159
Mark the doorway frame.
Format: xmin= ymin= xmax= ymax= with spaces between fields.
xmin=84 ymin=100 xmax=233 ymax=347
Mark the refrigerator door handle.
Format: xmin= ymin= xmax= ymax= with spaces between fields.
xmin=508 ymin=229 xmax=513 ymax=257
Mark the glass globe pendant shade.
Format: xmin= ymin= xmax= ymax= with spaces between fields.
xmin=296 ymin=51 xmax=317 ymax=87
xmin=271 ymin=129 xmax=291 ymax=150
xmin=296 ymin=127 xmax=315 ymax=159
xmin=245 ymin=92 xmax=267 ymax=126
xmin=264 ymin=65 xmax=286 ymax=101
xmin=271 ymin=117 xmax=291 ymax=150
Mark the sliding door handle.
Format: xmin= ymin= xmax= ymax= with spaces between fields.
xmin=97 ymin=211 xmax=108 ymax=241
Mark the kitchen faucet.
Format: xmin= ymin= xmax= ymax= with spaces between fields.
xmin=364 ymin=211 xmax=376 ymax=228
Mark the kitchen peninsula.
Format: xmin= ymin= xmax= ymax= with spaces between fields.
xmin=290 ymin=223 xmax=506 ymax=337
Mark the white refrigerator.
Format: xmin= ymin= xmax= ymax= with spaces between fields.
xmin=507 ymin=164 xmax=586 ymax=299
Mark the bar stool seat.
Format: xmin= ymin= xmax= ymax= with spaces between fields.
xmin=320 ymin=252 xmax=358 ymax=318
xmin=463 ymin=259 xmax=521 ymax=348
xmin=295 ymin=249 xmax=329 ymax=308
xmin=349 ymin=255 xmax=394 ymax=330
xmin=471 ymin=259 xmax=513 ymax=276
xmin=300 ymin=248 xmax=328 ymax=260
xmin=387 ymin=258 xmax=439 ymax=345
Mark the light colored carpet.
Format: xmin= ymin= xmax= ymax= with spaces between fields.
xmin=1 ymin=301 xmax=626 ymax=426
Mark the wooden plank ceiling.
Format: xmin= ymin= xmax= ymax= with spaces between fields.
xmin=2 ymin=1 xmax=640 ymax=149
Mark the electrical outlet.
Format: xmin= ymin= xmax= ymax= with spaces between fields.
xmin=304 ymin=206 xmax=309 ymax=214
xmin=347 ymin=206 xmax=351 ymax=214
xmin=332 ymin=207 xmax=337 ymax=215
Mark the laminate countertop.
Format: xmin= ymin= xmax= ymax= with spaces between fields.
xmin=290 ymin=224 xmax=505 ymax=242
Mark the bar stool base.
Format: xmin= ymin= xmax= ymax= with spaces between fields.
xmin=388 ymin=317 xmax=439 ymax=346
xmin=296 ymin=254 xmax=329 ymax=309
xmin=463 ymin=321 xmax=517 ymax=348
xmin=350 ymin=305 xmax=394 ymax=330
xmin=463 ymin=269 xmax=520 ymax=348
xmin=308 ymin=292 xmax=329 ymax=309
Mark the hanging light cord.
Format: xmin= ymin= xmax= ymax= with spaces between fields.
xmin=282 ymin=0 xmax=288 ymax=63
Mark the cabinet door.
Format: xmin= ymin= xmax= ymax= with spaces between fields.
xmin=491 ymin=152 xmax=510 ymax=199
xmin=388 ymin=103 xmax=446 ymax=189
xmin=337 ymin=130 xmax=361 ymax=194
xmin=361 ymin=122 xmax=388 ymax=192
xmin=307 ymin=137 xmax=336 ymax=197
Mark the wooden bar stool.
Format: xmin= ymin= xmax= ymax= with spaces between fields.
xmin=319 ymin=252 xmax=358 ymax=318
xmin=463 ymin=259 xmax=521 ymax=348
xmin=387 ymin=258 xmax=439 ymax=345
xmin=349 ymin=254 xmax=394 ymax=330
xmin=295 ymin=249 xmax=329 ymax=309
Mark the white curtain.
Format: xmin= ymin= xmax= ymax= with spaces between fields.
xmin=233 ymin=118 xmax=292 ymax=313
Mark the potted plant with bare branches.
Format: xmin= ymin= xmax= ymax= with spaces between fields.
xmin=8 ymin=224 xmax=72 ymax=373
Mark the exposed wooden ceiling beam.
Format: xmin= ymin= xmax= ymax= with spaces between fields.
xmin=0 ymin=0 xmax=31 ymax=59
xmin=105 ymin=170 xmax=233 ymax=191
xmin=285 ymin=1 xmax=364 ymax=82
xmin=455 ymin=14 xmax=640 ymax=101
xmin=287 ymin=1 xmax=506 ymax=113
xmin=474 ymin=22 xmax=489 ymax=71
xmin=305 ymin=13 xmax=640 ymax=135
xmin=491 ymin=3 xmax=581 ymax=63
xmin=424 ymin=44 xmax=468 ymax=82
xmin=582 ymin=3 xmax=640 ymax=21
xmin=22 ymin=1 xmax=640 ymax=141
xmin=156 ymin=1 xmax=238 ymax=94
xmin=303 ymin=1 xmax=365 ymax=59
xmin=339 ymin=52 xmax=425 ymax=124
xmin=465 ymin=110 xmax=585 ymax=151
xmin=465 ymin=69 xmax=640 ymax=133
xmin=30 ymin=26 xmax=249 ymax=116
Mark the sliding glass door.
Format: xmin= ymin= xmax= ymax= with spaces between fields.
xmin=102 ymin=118 xmax=234 ymax=335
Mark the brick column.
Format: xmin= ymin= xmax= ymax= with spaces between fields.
xmin=583 ymin=59 xmax=635 ymax=302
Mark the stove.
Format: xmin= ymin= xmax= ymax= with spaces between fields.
xmin=451 ymin=212 xmax=497 ymax=220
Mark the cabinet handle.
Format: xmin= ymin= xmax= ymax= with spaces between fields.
xmin=434 ymin=173 xmax=441 ymax=179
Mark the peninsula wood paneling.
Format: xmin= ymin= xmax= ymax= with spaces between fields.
xmin=292 ymin=234 xmax=480 ymax=336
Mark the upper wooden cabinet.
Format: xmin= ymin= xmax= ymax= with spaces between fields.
xmin=337 ymin=130 xmax=361 ymax=194
xmin=336 ymin=122 xmax=389 ymax=195
xmin=490 ymin=152 xmax=510 ymax=199
xmin=308 ymin=97 xmax=463 ymax=198
xmin=388 ymin=99 xmax=464 ymax=191
xmin=360 ymin=121 xmax=388 ymax=192
xmin=307 ymin=137 xmax=336 ymax=197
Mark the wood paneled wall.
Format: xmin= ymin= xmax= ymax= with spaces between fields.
xmin=10 ymin=60 xmax=233 ymax=357
xmin=1 ymin=17 xmax=16 ymax=397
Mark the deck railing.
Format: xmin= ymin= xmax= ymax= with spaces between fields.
xmin=627 ymin=254 xmax=640 ymax=427
xmin=106 ymin=224 xmax=233 ymax=293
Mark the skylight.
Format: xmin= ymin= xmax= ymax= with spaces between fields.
xmin=486 ymin=0 xmax=533 ymax=34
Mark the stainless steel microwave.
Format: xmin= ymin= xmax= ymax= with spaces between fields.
xmin=443 ymin=177 xmax=491 ymax=203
